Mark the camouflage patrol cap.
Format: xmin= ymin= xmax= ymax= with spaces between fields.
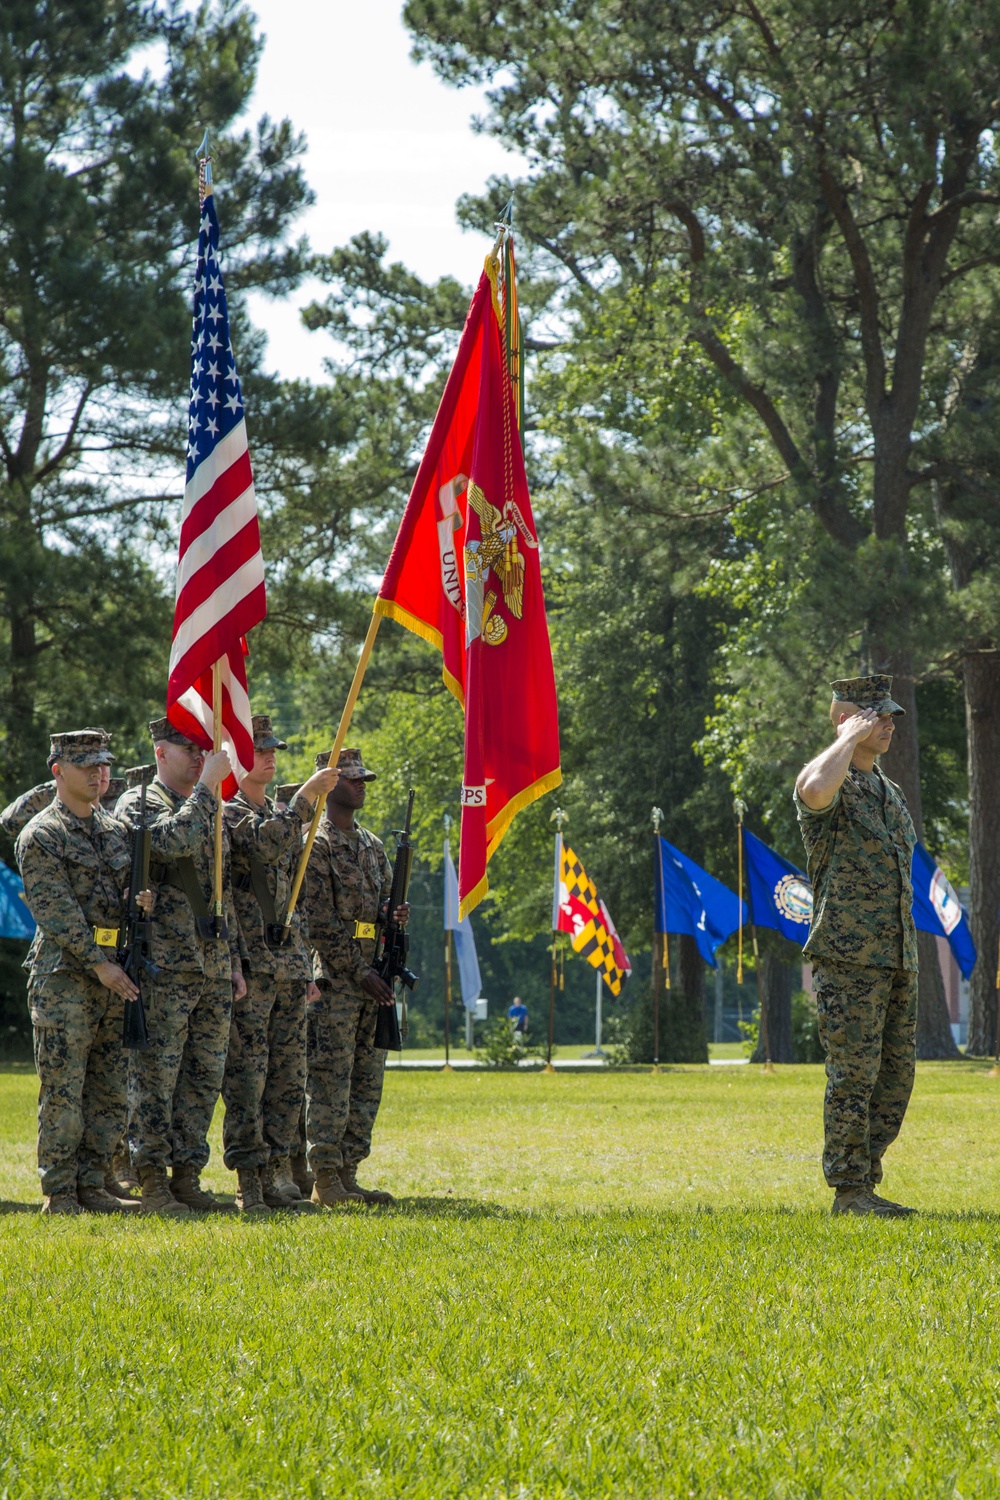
xmin=275 ymin=783 xmax=301 ymax=805
xmin=47 ymin=729 xmax=114 ymax=769
xmin=831 ymin=675 xmax=905 ymax=716
xmin=125 ymin=764 xmax=156 ymax=788
xmin=314 ymin=746 xmax=376 ymax=781
xmin=252 ymin=714 xmax=288 ymax=751
xmin=148 ymin=716 xmax=204 ymax=748
xmin=100 ymin=778 xmax=127 ymax=808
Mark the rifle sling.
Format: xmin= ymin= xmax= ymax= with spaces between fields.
xmin=151 ymin=857 xmax=212 ymax=921
xmin=247 ymin=856 xmax=281 ymax=930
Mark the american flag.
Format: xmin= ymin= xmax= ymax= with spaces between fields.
xmin=166 ymin=187 xmax=265 ymax=789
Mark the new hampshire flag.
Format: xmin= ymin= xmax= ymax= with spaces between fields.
xmin=743 ymin=828 xmax=977 ymax=981
xmin=743 ymin=829 xmax=814 ymax=943
xmin=654 ymin=836 xmax=746 ymax=968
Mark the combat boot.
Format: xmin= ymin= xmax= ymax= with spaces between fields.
xmin=868 ymin=1186 xmax=918 ymax=1216
xmin=112 ymin=1145 xmax=140 ymax=1194
xmin=104 ymin=1168 xmax=138 ymax=1201
xmin=832 ymin=1184 xmax=912 ymax=1218
xmin=290 ymin=1153 xmax=314 ymax=1196
xmin=269 ymin=1157 xmax=302 ymax=1202
xmin=340 ymin=1165 xmax=394 ymax=1205
xmin=235 ymin=1167 xmax=272 ymax=1216
xmin=170 ymin=1164 xmax=217 ymax=1212
xmin=311 ymin=1169 xmax=363 ymax=1207
xmin=139 ymin=1164 xmax=192 ymax=1218
xmin=41 ymin=1190 xmax=82 ymax=1216
xmin=78 ymin=1184 xmax=139 ymax=1214
xmin=260 ymin=1159 xmax=300 ymax=1208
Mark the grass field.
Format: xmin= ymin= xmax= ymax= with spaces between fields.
xmin=4 ymin=1060 xmax=1000 ymax=1497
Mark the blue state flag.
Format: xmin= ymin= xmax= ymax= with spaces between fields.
xmin=0 ymin=861 xmax=35 ymax=940
xmin=655 ymin=836 xmax=747 ymax=969
xmin=911 ymin=842 xmax=977 ymax=980
xmin=743 ymin=830 xmax=813 ymax=943
xmin=444 ymin=839 xmax=483 ymax=1012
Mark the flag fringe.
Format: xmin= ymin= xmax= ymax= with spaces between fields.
xmin=373 ymin=598 xmax=465 ymax=706
xmin=486 ymin=766 xmax=563 ymax=852
xmin=458 ymin=872 xmax=489 ymax=923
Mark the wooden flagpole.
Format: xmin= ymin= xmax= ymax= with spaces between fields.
xmin=544 ymin=807 xmax=565 ymax=1074
xmin=989 ymin=931 xmax=1000 ymax=1076
xmin=652 ymin=807 xmax=664 ymax=1071
xmin=283 ymin=609 xmax=383 ymax=937
xmin=443 ymin=815 xmax=453 ymax=1073
xmin=212 ymin=661 xmax=224 ymax=931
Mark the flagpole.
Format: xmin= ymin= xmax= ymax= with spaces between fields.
xmin=544 ymin=806 xmax=564 ymax=1074
xmin=736 ymin=800 xmax=774 ymax=1072
xmin=443 ymin=817 xmax=453 ymax=1073
xmin=989 ymin=935 xmax=1000 ymax=1075
xmin=283 ymin=609 xmax=383 ymax=936
xmin=652 ymin=807 xmax=664 ymax=1071
xmin=735 ymin=799 xmax=745 ymax=986
xmin=212 ymin=659 xmax=224 ymax=933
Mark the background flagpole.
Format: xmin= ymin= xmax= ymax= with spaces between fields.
xmin=443 ymin=816 xmax=453 ymax=1073
xmin=652 ymin=807 xmax=665 ymax=1071
xmin=736 ymin=800 xmax=774 ymax=1072
xmin=283 ymin=609 xmax=383 ymax=936
xmin=989 ymin=944 xmax=1000 ymax=1075
xmin=544 ymin=806 xmax=565 ymax=1074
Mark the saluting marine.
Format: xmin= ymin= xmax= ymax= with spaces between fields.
xmin=220 ymin=715 xmax=338 ymax=1214
xmin=15 ymin=729 xmax=146 ymax=1215
xmin=114 ymin=718 xmax=242 ymax=1217
xmin=796 ymin=675 xmax=919 ymax=1218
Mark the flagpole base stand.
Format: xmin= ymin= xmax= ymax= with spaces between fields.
xmin=763 ymin=1060 xmax=776 ymax=1075
xmin=542 ymin=1062 xmax=556 ymax=1074
xmin=988 ymin=1063 xmax=1000 ymax=1078
xmin=651 ymin=1063 xmax=661 ymax=1074
xmin=441 ymin=1063 xmax=454 ymax=1073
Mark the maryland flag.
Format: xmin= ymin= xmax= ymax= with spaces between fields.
xmin=375 ymin=240 xmax=561 ymax=917
xmin=556 ymin=839 xmax=632 ymax=996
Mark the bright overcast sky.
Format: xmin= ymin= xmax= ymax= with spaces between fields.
xmin=240 ymin=0 xmax=523 ymax=381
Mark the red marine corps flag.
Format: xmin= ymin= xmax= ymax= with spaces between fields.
xmin=376 ymin=234 xmax=561 ymax=916
xmin=166 ymin=159 xmax=265 ymax=797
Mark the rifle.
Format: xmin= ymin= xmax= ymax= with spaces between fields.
xmin=371 ymin=789 xmax=418 ymax=1049
xmin=118 ymin=766 xmax=161 ymax=1051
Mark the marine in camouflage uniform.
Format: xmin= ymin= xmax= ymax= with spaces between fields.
xmin=303 ymin=747 xmax=402 ymax=1207
xmin=221 ymin=716 xmax=336 ymax=1213
xmin=0 ymin=727 xmax=115 ymax=839
xmin=15 ymin=729 xmax=140 ymax=1216
xmin=796 ymin=675 xmax=919 ymax=1217
xmin=114 ymin=719 xmax=242 ymax=1216
xmin=1 ymin=780 xmax=57 ymax=840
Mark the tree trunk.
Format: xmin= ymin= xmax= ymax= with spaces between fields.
xmin=661 ymin=933 xmax=708 ymax=1063
xmin=751 ymin=948 xmax=797 ymax=1063
xmin=879 ymin=657 xmax=960 ymax=1058
xmin=963 ymin=651 xmax=1000 ymax=1055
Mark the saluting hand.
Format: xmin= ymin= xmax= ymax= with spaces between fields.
xmin=836 ymin=709 xmax=879 ymax=743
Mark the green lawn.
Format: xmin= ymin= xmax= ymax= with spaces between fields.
xmin=3 ymin=1061 xmax=1000 ymax=1497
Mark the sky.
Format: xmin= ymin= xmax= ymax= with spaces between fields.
xmin=240 ymin=0 xmax=524 ymax=381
